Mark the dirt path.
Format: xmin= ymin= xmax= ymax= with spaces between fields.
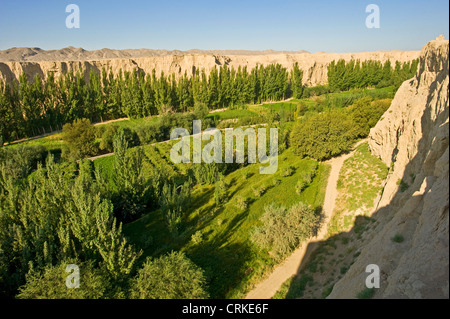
xmin=245 ymin=139 xmax=367 ymax=299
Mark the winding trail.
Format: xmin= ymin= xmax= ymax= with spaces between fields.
xmin=245 ymin=139 xmax=367 ymax=299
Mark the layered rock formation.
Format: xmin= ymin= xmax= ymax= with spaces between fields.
xmin=328 ymin=36 xmax=449 ymax=299
xmin=0 ymin=48 xmax=420 ymax=87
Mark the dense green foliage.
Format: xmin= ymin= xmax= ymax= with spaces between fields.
xmin=130 ymin=251 xmax=209 ymax=299
xmin=0 ymin=144 xmax=46 ymax=179
xmin=290 ymin=98 xmax=390 ymax=160
xmin=251 ymin=202 xmax=319 ymax=261
xmin=327 ymin=58 xmax=419 ymax=92
xmin=0 ymin=138 xmax=208 ymax=298
xmin=0 ymin=58 xmax=416 ymax=299
xmin=16 ymin=260 xmax=110 ymax=299
xmin=0 ymin=63 xmax=299 ymax=142
xmin=62 ymin=118 xmax=98 ymax=160
xmin=290 ymin=109 xmax=355 ymax=161
xmin=0 ymin=154 xmax=142 ymax=297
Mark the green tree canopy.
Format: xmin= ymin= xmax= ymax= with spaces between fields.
xmin=130 ymin=251 xmax=209 ymax=299
xmin=290 ymin=109 xmax=355 ymax=160
xmin=62 ymin=118 xmax=98 ymax=161
xmin=16 ymin=260 xmax=109 ymax=299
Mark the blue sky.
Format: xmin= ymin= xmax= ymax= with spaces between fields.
xmin=0 ymin=0 xmax=448 ymax=52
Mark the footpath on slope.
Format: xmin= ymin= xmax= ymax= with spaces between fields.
xmin=245 ymin=139 xmax=368 ymax=299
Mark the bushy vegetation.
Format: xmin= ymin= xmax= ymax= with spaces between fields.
xmin=130 ymin=251 xmax=209 ymax=299
xmin=0 ymin=63 xmax=300 ymax=142
xmin=251 ymin=202 xmax=319 ymax=261
xmin=16 ymin=261 xmax=110 ymax=299
xmin=290 ymin=98 xmax=390 ymax=160
xmin=0 ymin=58 xmax=416 ymax=300
xmin=0 ymin=144 xmax=46 ymax=179
xmin=296 ymin=163 xmax=318 ymax=195
xmin=290 ymin=109 xmax=355 ymax=161
xmin=62 ymin=118 xmax=98 ymax=161
xmin=0 ymin=154 xmax=142 ymax=298
xmin=328 ymin=142 xmax=388 ymax=236
xmin=328 ymin=59 xmax=418 ymax=92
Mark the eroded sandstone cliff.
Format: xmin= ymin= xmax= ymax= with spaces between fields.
xmin=0 ymin=49 xmax=420 ymax=87
xmin=328 ymin=36 xmax=449 ymax=299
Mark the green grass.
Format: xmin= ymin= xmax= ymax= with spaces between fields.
xmin=328 ymin=142 xmax=388 ymax=236
xmin=260 ymin=102 xmax=297 ymax=112
xmin=206 ymin=109 xmax=257 ymax=121
xmin=6 ymin=132 xmax=64 ymax=154
xmin=357 ymin=287 xmax=376 ymax=299
xmin=96 ymin=116 xmax=159 ymax=130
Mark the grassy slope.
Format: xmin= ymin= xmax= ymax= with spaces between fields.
xmin=120 ymin=147 xmax=330 ymax=298
xmin=273 ymin=142 xmax=388 ymax=299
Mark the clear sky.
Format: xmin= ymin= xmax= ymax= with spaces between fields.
xmin=0 ymin=0 xmax=448 ymax=52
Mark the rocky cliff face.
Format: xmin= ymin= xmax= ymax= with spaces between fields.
xmin=328 ymin=36 xmax=449 ymax=299
xmin=0 ymin=50 xmax=420 ymax=87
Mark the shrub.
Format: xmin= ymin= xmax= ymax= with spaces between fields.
xmin=252 ymin=185 xmax=266 ymax=197
xmin=160 ymin=181 xmax=190 ymax=236
xmin=251 ymin=202 xmax=319 ymax=261
xmin=193 ymin=102 xmax=210 ymax=120
xmin=296 ymin=164 xmax=317 ymax=194
xmin=397 ymin=179 xmax=409 ymax=192
xmin=282 ymin=166 xmax=294 ymax=177
xmin=191 ymin=231 xmax=203 ymax=245
xmin=214 ymin=174 xmax=228 ymax=206
xmin=130 ymin=251 xmax=209 ymax=299
xmin=391 ymin=234 xmax=404 ymax=243
xmin=348 ymin=97 xmax=390 ymax=138
xmin=296 ymin=180 xmax=308 ymax=195
xmin=234 ymin=196 xmax=248 ymax=211
xmin=0 ymin=145 xmax=46 ymax=179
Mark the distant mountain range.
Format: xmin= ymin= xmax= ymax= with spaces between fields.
xmin=0 ymin=46 xmax=311 ymax=62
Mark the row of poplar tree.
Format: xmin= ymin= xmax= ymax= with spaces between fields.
xmin=327 ymin=58 xmax=419 ymax=92
xmin=0 ymin=58 xmax=418 ymax=143
xmin=0 ymin=63 xmax=303 ymax=142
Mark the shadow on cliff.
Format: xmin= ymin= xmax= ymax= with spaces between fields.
xmin=282 ymin=70 xmax=449 ymax=299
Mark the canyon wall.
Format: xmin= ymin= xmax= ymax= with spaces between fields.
xmin=328 ymin=36 xmax=449 ymax=299
xmin=0 ymin=50 xmax=420 ymax=87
